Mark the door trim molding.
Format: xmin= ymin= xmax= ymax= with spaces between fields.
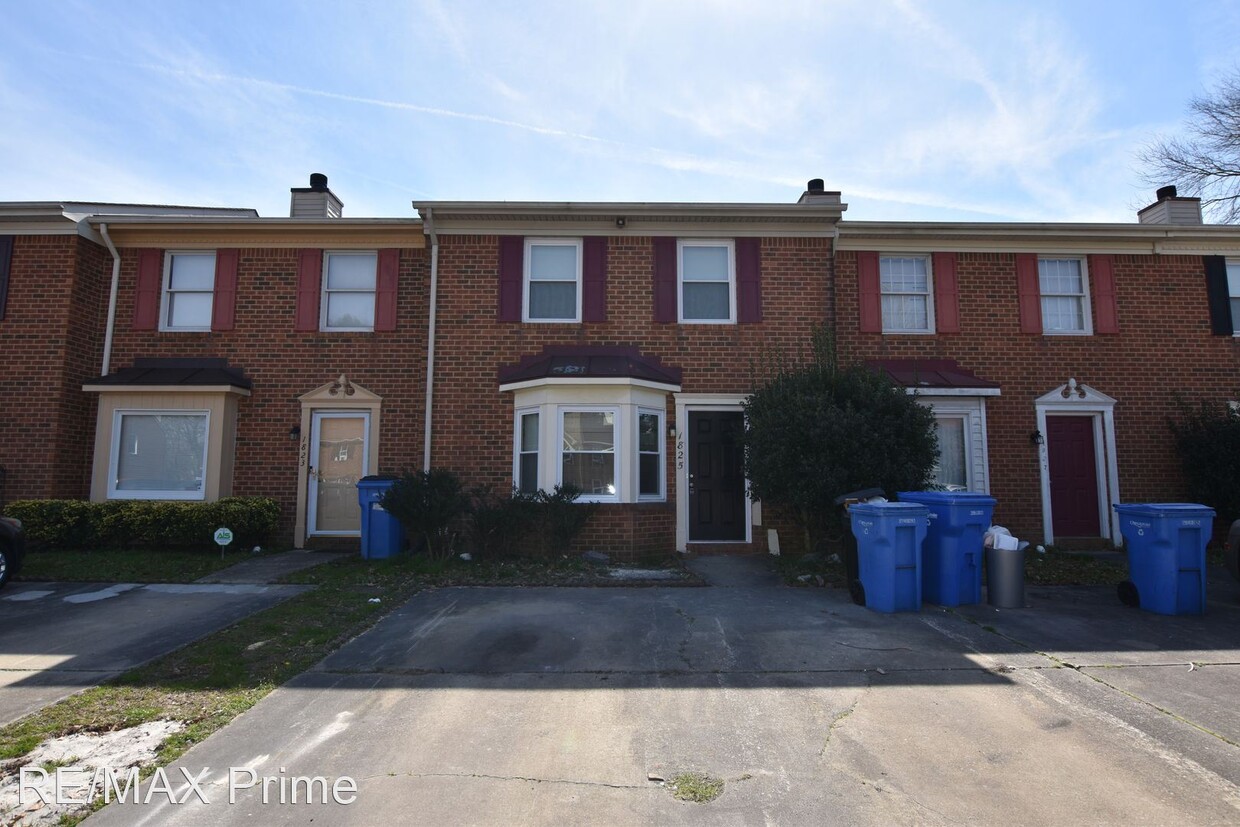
xmin=673 ymin=394 xmax=751 ymax=551
xmin=295 ymin=376 xmax=382 ymax=547
xmin=1035 ymin=382 xmax=1119 ymax=544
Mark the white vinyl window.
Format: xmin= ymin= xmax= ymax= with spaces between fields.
xmin=880 ymin=255 xmax=934 ymax=333
xmin=1039 ymin=257 xmax=1092 ymax=334
xmin=160 ymin=252 xmax=216 ymax=331
xmin=638 ymin=408 xmax=664 ymax=500
xmin=559 ymin=408 xmax=618 ymax=501
xmin=524 ymin=239 xmax=582 ymax=322
xmin=515 ymin=410 xmax=540 ymax=495
xmin=1227 ymin=260 xmax=1240 ymax=335
xmin=932 ymin=415 xmax=969 ymax=490
xmin=321 ymin=252 xmax=378 ymax=331
xmin=679 ymin=240 xmax=735 ymax=323
xmin=108 ymin=410 xmax=210 ymax=500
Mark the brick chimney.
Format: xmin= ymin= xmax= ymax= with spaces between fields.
xmin=289 ymin=173 xmax=343 ymax=218
xmin=797 ymin=178 xmax=842 ymax=206
xmin=1137 ymin=185 xmax=1202 ymax=224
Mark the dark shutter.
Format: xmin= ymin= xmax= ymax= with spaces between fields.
xmin=375 ymin=248 xmax=400 ymax=331
xmin=582 ymin=237 xmax=608 ymax=323
xmin=1205 ymin=255 xmax=1234 ymax=335
xmin=211 ymin=249 xmax=239 ymax=332
xmin=294 ymin=249 xmax=323 ymax=332
xmin=652 ymin=237 xmax=677 ymax=323
xmin=856 ymin=251 xmax=882 ymax=333
xmin=1089 ymin=254 xmax=1119 ymax=335
xmin=932 ymin=252 xmax=960 ymax=334
xmin=736 ymin=238 xmax=762 ymax=323
xmin=1015 ymin=253 xmax=1042 ymax=334
xmin=0 ymin=236 xmax=12 ymax=322
xmin=133 ymin=249 xmax=163 ymax=330
xmin=497 ymin=236 xmax=524 ymax=322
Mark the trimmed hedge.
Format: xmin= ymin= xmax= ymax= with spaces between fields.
xmin=2 ymin=497 xmax=280 ymax=550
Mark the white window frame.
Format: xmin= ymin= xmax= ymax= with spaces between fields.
xmin=558 ymin=406 xmax=620 ymax=503
xmin=930 ymin=413 xmax=972 ymax=491
xmin=523 ymin=238 xmax=583 ymax=323
xmin=159 ymin=251 xmax=216 ymax=332
xmin=107 ymin=409 xmax=211 ymax=501
xmin=637 ymin=407 xmax=666 ymax=501
xmin=320 ymin=251 xmax=378 ymax=332
xmin=1038 ymin=256 xmax=1093 ymax=336
xmin=513 ymin=408 xmax=541 ymax=495
xmin=678 ymin=239 xmax=736 ymax=324
xmin=879 ymin=254 xmax=935 ymax=334
xmin=1226 ymin=259 xmax=1240 ymax=336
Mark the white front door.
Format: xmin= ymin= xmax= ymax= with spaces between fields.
xmin=308 ymin=411 xmax=370 ymax=536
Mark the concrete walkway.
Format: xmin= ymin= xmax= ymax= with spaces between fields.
xmin=683 ymin=553 xmax=783 ymax=587
xmin=87 ymin=573 xmax=1240 ymax=826
xmin=196 ymin=550 xmax=349 ymax=584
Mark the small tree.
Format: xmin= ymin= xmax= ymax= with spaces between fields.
xmin=1169 ymin=398 xmax=1240 ymax=524
xmin=381 ymin=469 xmax=470 ymax=560
xmin=742 ymin=335 xmax=938 ymax=553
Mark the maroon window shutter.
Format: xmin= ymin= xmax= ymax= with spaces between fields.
xmin=294 ymin=249 xmax=323 ymax=332
xmin=1015 ymin=253 xmax=1043 ymax=334
xmin=0 ymin=235 xmax=12 ymax=322
xmin=932 ymin=252 xmax=960 ymax=333
xmin=210 ymin=249 xmax=239 ymax=332
xmin=375 ymin=248 xmax=400 ymax=331
xmin=856 ymin=251 xmax=882 ymax=333
xmin=1089 ymin=254 xmax=1119 ymax=334
xmin=497 ymin=236 xmax=524 ymax=322
xmin=582 ymin=237 xmax=608 ymax=323
xmin=652 ymin=237 xmax=677 ymax=323
xmin=736 ymin=238 xmax=762 ymax=323
xmin=132 ymin=249 xmax=163 ymax=330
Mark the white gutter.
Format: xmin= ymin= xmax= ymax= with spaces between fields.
xmin=98 ymin=223 xmax=121 ymax=375
xmin=422 ymin=208 xmax=439 ymax=472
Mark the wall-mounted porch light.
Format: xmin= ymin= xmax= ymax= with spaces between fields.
xmin=289 ymin=425 xmax=301 ymax=441
xmin=1030 ymin=430 xmax=1044 ymax=446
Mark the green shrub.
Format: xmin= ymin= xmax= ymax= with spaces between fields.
xmin=1170 ymin=398 xmax=1240 ymax=525
xmin=529 ymin=484 xmax=595 ymax=558
xmin=466 ymin=486 xmax=538 ymax=558
xmin=2 ymin=497 xmax=280 ymax=550
xmin=380 ymin=469 xmax=471 ymax=560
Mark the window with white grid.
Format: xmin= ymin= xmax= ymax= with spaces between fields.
xmin=1038 ymin=258 xmax=1091 ymax=334
xmin=1227 ymin=259 xmax=1240 ymax=334
xmin=880 ymin=256 xmax=934 ymax=333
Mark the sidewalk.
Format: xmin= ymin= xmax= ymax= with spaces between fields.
xmin=196 ymin=550 xmax=349 ymax=584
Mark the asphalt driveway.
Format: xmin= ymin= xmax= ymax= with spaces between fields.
xmin=0 ymin=580 xmax=307 ymax=724
xmin=87 ymin=563 xmax=1240 ymax=826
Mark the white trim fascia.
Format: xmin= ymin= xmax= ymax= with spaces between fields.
xmin=83 ymin=384 xmax=251 ymax=396
xmin=837 ymin=221 xmax=1240 ymax=256
xmin=499 ymin=377 xmax=681 ymax=393
xmin=903 ymin=387 xmax=1001 ymax=397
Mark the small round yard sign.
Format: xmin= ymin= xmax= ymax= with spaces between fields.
xmin=214 ymin=527 xmax=234 ymax=547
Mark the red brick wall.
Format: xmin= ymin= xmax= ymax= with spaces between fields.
xmin=0 ymin=235 xmax=108 ymax=503
xmin=835 ymin=250 xmax=1240 ymax=542
xmin=431 ymin=234 xmax=830 ymax=557
xmin=106 ymin=245 xmax=430 ymax=541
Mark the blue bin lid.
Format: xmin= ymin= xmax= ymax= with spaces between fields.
xmin=849 ymin=501 xmax=929 ymax=518
xmin=897 ymin=491 xmax=997 ymax=506
xmin=1112 ymin=503 xmax=1215 ymax=517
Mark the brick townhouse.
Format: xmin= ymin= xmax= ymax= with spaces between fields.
xmin=2 ymin=178 xmax=1239 ymax=556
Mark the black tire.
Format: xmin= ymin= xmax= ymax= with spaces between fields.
xmin=1117 ymin=580 xmax=1139 ymax=608
xmin=849 ymin=578 xmax=866 ymax=606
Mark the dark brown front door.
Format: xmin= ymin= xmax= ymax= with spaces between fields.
xmin=688 ymin=411 xmax=746 ymax=541
xmin=1047 ymin=415 xmax=1101 ymax=537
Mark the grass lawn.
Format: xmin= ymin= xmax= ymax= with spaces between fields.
xmin=17 ymin=547 xmax=253 ymax=583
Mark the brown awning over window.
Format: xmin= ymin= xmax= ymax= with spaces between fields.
xmin=499 ymin=346 xmax=682 ymax=389
xmin=866 ymin=359 xmax=999 ymax=391
xmin=85 ymin=358 xmax=252 ymax=390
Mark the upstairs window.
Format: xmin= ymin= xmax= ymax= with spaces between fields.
xmin=1039 ymin=258 xmax=1091 ymax=334
xmin=679 ymin=240 xmax=735 ymax=323
xmin=880 ymin=255 xmax=934 ymax=333
xmin=321 ymin=252 xmax=378 ymax=331
xmin=1228 ymin=260 xmax=1240 ymax=334
xmin=161 ymin=252 xmax=216 ymax=331
xmin=525 ymin=239 xmax=582 ymax=322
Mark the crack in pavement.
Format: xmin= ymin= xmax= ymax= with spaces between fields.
xmin=818 ymin=686 xmax=868 ymax=757
xmin=358 ymin=771 xmax=647 ymax=791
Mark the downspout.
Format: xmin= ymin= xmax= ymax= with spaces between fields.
xmin=422 ymin=208 xmax=439 ymax=472
xmin=98 ymin=223 xmax=121 ymax=375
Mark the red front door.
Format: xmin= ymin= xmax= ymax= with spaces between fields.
xmin=1047 ymin=415 xmax=1101 ymax=537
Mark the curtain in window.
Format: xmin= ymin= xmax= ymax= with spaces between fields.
xmin=933 ymin=417 xmax=967 ymax=489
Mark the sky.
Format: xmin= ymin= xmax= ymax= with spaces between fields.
xmin=4 ymin=0 xmax=1240 ymax=222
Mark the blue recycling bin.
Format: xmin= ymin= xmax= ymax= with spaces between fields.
xmin=848 ymin=502 xmax=929 ymax=613
xmin=898 ymin=491 xmax=997 ymax=606
xmin=357 ymin=475 xmax=405 ymax=560
xmin=1113 ymin=503 xmax=1214 ymax=615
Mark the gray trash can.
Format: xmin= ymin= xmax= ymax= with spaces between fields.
xmin=986 ymin=546 xmax=1025 ymax=608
